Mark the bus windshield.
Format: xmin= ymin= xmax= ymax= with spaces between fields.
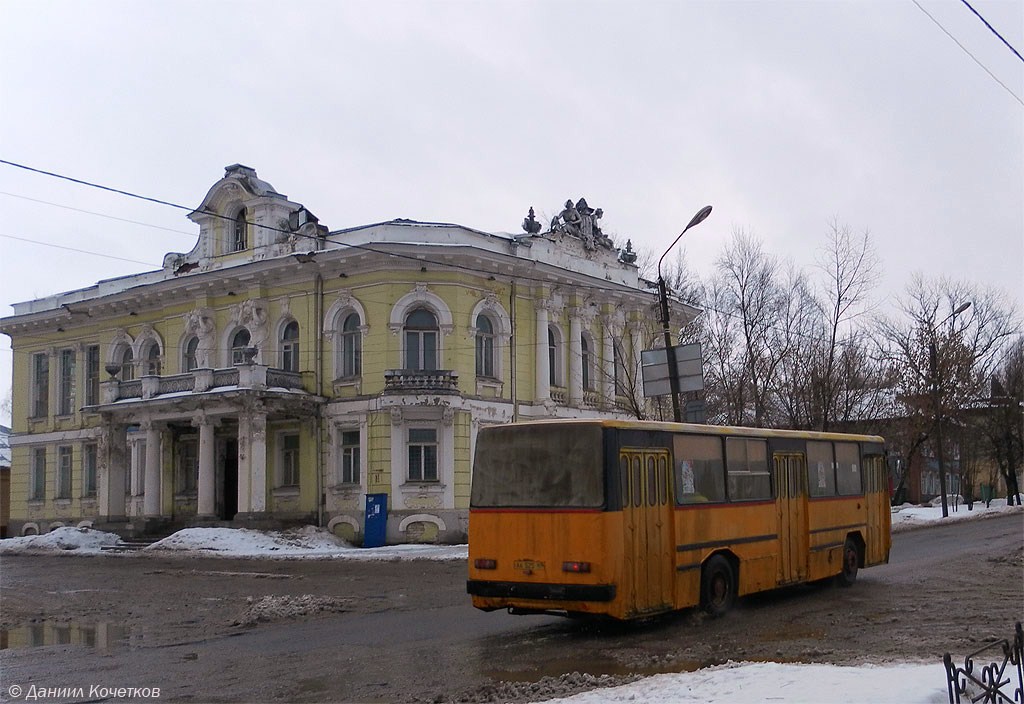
xmin=471 ymin=424 xmax=605 ymax=508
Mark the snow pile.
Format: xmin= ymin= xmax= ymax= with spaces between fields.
xmin=539 ymin=661 xmax=947 ymax=704
xmin=233 ymin=594 xmax=351 ymax=626
xmin=891 ymin=497 xmax=1023 ymax=532
xmin=0 ymin=526 xmax=122 ymax=554
xmin=145 ymin=525 xmax=352 ymax=555
xmin=143 ymin=525 xmax=468 ymax=561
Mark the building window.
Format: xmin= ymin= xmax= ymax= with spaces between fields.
xmin=581 ymin=335 xmax=593 ymax=391
xmin=231 ymin=329 xmax=252 ymax=365
xmin=548 ymin=326 xmax=563 ymax=387
xmin=404 ymin=308 xmax=438 ymax=371
xmin=475 ymin=314 xmax=495 ymax=378
xmin=85 ymin=345 xmax=100 ymax=406
xmin=83 ymin=443 xmax=98 ymax=498
xmin=281 ymin=321 xmax=300 ymax=372
xmin=183 ymin=336 xmax=199 ymax=372
xmin=177 ymin=438 xmax=198 ymax=494
xmin=119 ymin=346 xmax=135 ymax=381
xmin=31 ymin=352 xmax=49 ymax=418
xmin=613 ymin=341 xmax=626 ymax=397
xmin=57 ymin=446 xmax=73 ymax=499
xmin=407 ymin=428 xmax=438 ymax=482
xmin=280 ymin=433 xmax=300 ymax=487
xmin=232 ymin=208 xmax=247 ymax=252
xmin=31 ymin=447 xmax=46 ymax=500
xmin=339 ymin=430 xmax=360 ymax=485
xmin=58 ymin=348 xmax=76 ymax=416
xmin=339 ymin=313 xmax=361 ymax=378
xmin=143 ymin=341 xmax=161 ymax=376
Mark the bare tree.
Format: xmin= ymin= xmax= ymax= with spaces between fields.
xmin=978 ymin=337 xmax=1024 ymax=504
xmin=812 ymin=220 xmax=881 ymax=431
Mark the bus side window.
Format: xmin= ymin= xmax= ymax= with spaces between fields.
xmin=807 ymin=441 xmax=836 ymax=497
xmin=726 ymin=438 xmax=771 ymax=501
xmin=835 ymin=442 xmax=862 ymax=495
xmin=647 ymin=457 xmax=657 ymax=507
xmin=659 ymin=455 xmax=669 ymax=505
xmin=673 ymin=435 xmax=725 ymax=504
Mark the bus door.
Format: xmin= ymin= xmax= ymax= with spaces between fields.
xmin=619 ymin=448 xmax=674 ymax=615
xmin=863 ymin=455 xmax=888 ymax=564
xmin=773 ymin=453 xmax=808 ymax=584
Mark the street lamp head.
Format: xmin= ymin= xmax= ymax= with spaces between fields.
xmin=686 ymin=205 xmax=713 ymax=231
xmin=658 ymin=205 xmax=714 ymax=279
xmin=954 ymin=302 xmax=972 ymax=316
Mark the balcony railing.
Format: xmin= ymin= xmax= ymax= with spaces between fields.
xmin=383 ymin=369 xmax=459 ymax=394
xmin=105 ymin=365 xmax=305 ymax=403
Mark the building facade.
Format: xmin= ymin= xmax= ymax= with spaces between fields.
xmin=1 ymin=166 xmax=695 ymax=543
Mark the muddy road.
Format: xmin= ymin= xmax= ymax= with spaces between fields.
xmin=1 ymin=514 xmax=1021 ymax=703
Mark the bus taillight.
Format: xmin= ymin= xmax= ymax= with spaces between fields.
xmin=474 ymin=558 xmax=497 ymax=570
xmin=562 ymin=561 xmax=591 ymax=574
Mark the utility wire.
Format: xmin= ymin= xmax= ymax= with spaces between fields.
xmin=911 ymin=0 xmax=1024 ymax=106
xmin=958 ymin=0 xmax=1024 ymax=63
xmin=0 ymin=233 xmax=160 ymax=267
xmin=0 ymin=190 xmax=197 ymax=237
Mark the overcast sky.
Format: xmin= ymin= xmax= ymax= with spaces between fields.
xmin=1 ymin=0 xmax=1021 ymax=418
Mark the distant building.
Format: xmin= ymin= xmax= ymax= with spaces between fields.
xmin=0 ymin=423 xmax=10 ymax=537
xmin=0 ymin=166 xmax=696 ymax=542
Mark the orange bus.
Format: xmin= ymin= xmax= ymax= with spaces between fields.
xmin=467 ymin=419 xmax=891 ymax=620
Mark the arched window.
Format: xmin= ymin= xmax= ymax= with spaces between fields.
xmin=120 ymin=347 xmax=135 ymax=381
xmin=581 ymin=335 xmax=593 ymax=390
xmin=404 ymin=308 xmax=438 ymax=371
xmin=339 ymin=313 xmax=361 ymax=378
xmin=232 ymin=208 xmax=247 ymax=252
xmin=183 ymin=336 xmax=199 ymax=372
xmin=231 ymin=329 xmax=252 ymax=365
xmin=144 ymin=341 xmax=162 ymax=376
xmin=281 ymin=321 xmax=299 ymax=372
xmin=475 ymin=314 xmax=495 ymax=378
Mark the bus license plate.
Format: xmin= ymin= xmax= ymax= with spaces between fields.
xmin=514 ymin=560 xmax=544 ymax=572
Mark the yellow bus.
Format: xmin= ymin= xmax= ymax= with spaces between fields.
xmin=467 ymin=419 xmax=891 ymax=620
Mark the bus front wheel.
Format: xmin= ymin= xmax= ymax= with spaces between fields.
xmin=701 ymin=555 xmax=736 ymax=617
xmin=837 ymin=538 xmax=860 ymax=587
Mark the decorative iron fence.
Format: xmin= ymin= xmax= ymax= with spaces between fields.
xmin=944 ymin=622 xmax=1023 ymax=704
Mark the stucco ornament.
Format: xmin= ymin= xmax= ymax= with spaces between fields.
xmin=549 ymin=197 xmax=615 ymax=251
xmin=233 ymin=299 xmax=270 ymax=349
xmin=184 ymin=308 xmax=216 ymax=368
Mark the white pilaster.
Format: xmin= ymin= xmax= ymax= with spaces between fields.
xmin=142 ymin=421 xmax=162 ymax=517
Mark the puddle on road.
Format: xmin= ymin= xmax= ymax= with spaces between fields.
xmin=0 ymin=621 xmax=131 ymax=650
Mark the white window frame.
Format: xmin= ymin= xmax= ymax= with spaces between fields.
xmin=281 ymin=321 xmax=300 ymax=372
xmin=83 ymin=442 xmax=98 ymax=498
xmin=177 ymin=437 xmax=199 ymax=495
xmin=58 ymin=348 xmax=76 ymax=416
xmin=31 ymin=352 xmax=49 ymax=418
xmin=338 ymin=428 xmax=361 ymax=485
xmin=339 ymin=313 xmax=362 ymax=378
xmin=85 ymin=345 xmax=100 ymax=406
xmin=407 ymin=427 xmax=439 ymax=483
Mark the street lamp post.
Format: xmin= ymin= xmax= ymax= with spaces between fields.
xmin=929 ymin=301 xmax=972 ymax=518
xmin=657 ymin=205 xmax=712 ymax=422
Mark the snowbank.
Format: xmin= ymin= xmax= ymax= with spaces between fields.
xmin=540 ymin=661 xmax=948 ymax=704
xmin=890 ymin=497 xmax=1023 ymax=532
xmin=0 ymin=526 xmax=122 ymax=554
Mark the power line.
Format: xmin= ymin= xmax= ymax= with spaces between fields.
xmin=0 ymin=233 xmax=161 ymax=267
xmin=911 ymin=0 xmax=1024 ymax=106
xmin=959 ymin=0 xmax=1024 ymax=64
xmin=0 ymin=190 xmax=197 ymax=237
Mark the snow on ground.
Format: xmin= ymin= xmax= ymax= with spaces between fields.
xmin=890 ymin=496 xmax=1023 ymax=532
xmin=0 ymin=526 xmax=120 ymax=554
xmin=540 ymin=661 xmax=949 ymax=704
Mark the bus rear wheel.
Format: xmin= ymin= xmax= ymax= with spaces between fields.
xmin=701 ymin=555 xmax=736 ymax=617
xmin=837 ymin=538 xmax=860 ymax=587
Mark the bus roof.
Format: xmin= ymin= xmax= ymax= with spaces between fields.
xmin=491 ymin=418 xmax=884 ymax=445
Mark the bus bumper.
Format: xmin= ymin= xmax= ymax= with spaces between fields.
xmin=466 ymin=580 xmax=616 ymax=602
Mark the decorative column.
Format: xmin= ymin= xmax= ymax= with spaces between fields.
xmin=194 ymin=413 xmax=217 ymax=518
xmin=142 ymin=421 xmax=162 ymax=517
xmin=98 ymin=421 xmax=128 ymax=521
xmin=535 ymin=303 xmax=550 ymax=401
xmin=569 ymin=313 xmax=583 ymax=406
xmin=238 ymin=403 xmax=268 ymax=516
xmin=602 ymin=317 xmax=616 ymax=408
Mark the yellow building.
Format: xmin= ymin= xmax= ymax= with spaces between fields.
xmin=0 ymin=166 xmax=695 ymax=543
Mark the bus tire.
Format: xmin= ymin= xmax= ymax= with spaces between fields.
xmin=701 ymin=555 xmax=736 ymax=617
xmin=837 ymin=538 xmax=859 ymax=587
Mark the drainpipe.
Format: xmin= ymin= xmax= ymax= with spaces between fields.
xmin=510 ymin=280 xmax=517 ymax=422
xmin=315 ymin=271 xmax=324 ymax=528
